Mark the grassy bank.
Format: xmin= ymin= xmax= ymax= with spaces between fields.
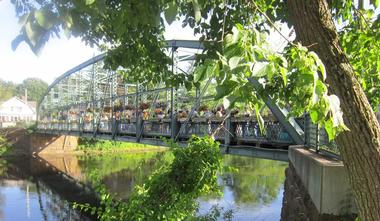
xmin=77 ymin=137 xmax=167 ymax=154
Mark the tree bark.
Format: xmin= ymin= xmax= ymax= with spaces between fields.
xmin=286 ymin=0 xmax=380 ymax=220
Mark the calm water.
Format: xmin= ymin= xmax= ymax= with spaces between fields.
xmin=0 ymin=159 xmax=90 ymax=221
xmin=0 ymin=152 xmax=287 ymax=221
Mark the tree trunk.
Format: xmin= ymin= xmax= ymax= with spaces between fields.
xmin=286 ymin=0 xmax=380 ymax=220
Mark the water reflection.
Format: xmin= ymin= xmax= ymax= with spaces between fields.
xmin=46 ymin=153 xmax=287 ymax=220
xmin=0 ymin=158 xmax=90 ymax=221
xmin=0 ymin=152 xmax=287 ymax=220
xmin=198 ymin=155 xmax=287 ymax=220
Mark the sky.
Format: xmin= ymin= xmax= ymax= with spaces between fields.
xmin=0 ymin=1 xmax=198 ymax=85
xmin=0 ymin=1 xmax=290 ymax=85
xmin=0 ymin=1 xmax=99 ymax=84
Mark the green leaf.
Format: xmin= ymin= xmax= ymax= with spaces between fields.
xmin=215 ymin=80 xmax=238 ymax=100
xmin=86 ymin=0 xmax=96 ymax=5
xmin=255 ymin=104 xmax=265 ymax=134
xmin=326 ymin=95 xmax=344 ymax=127
xmin=206 ymin=60 xmax=218 ymax=77
xmin=315 ymin=80 xmax=327 ymax=96
xmin=192 ymin=0 xmax=201 ymax=22
xmin=324 ymin=119 xmax=335 ymax=141
xmin=310 ymin=51 xmax=326 ymax=81
xmin=34 ymin=9 xmax=56 ymax=30
xmin=228 ymin=56 xmax=241 ymax=70
xmin=223 ymin=95 xmax=238 ymax=109
xmin=25 ymin=21 xmax=39 ymax=46
xmin=310 ymin=110 xmax=319 ymax=123
xmin=194 ymin=65 xmax=207 ymax=83
xmin=18 ymin=13 xmax=30 ymax=26
xmin=164 ymin=2 xmax=178 ymax=25
xmin=11 ymin=35 xmax=25 ymax=51
xmin=251 ymin=62 xmax=270 ymax=77
xmin=216 ymin=51 xmax=228 ymax=68
xmin=370 ymin=0 xmax=379 ymax=8
xmin=280 ymin=67 xmax=287 ymax=86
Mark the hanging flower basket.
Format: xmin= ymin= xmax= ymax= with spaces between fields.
xmin=156 ymin=102 xmax=167 ymax=109
xmin=139 ymin=102 xmax=150 ymax=110
xmin=199 ymin=105 xmax=208 ymax=112
xmin=114 ymin=104 xmax=123 ymax=112
xmin=154 ymin=108 xmax=163 ymax=114
xmin=125 ymin=104 xmax=135 ymax=110
xmin=103 ymin=106 xmax=112 ymax=112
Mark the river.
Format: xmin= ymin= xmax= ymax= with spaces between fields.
xmin=0 ymin=152 xmax=287 ymax=220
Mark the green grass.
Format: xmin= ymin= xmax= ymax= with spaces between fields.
xmin=77 ymin=137 xmax=165 ymax=152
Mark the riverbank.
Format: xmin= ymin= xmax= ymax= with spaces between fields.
xmin=76 ymin=137 xmax=168 ymax=155
xmin=0 ymin=128 xmax=167 ymax=157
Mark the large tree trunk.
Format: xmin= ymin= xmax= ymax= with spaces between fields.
xmin=286 ymin=0 xmax=380 ymax=220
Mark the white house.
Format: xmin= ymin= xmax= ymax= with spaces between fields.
xmin=0 ymin=97 xmax=36 ymax=124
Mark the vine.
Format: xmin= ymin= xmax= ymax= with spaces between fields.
xmin=74 ymin=136 xmax=225 ymax=220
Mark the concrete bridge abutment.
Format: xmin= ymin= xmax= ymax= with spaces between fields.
xmin=30 ymin=133 xmax=78 ymax=154
xmin=281 ymin=146 xmax=357 ymax=221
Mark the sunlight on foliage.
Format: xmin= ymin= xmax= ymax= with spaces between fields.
xmin=193 ymin=25 xmax=348 ymax=140
xmin=74 ymin=136 xmax=223 ymax=220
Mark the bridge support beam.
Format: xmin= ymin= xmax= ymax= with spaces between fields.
xmin=248 ymin=78 xmax=304 ymax=145
xmin=224 ymin=117 xmax=235 ymax=146
xmin=30 ymin=133 xmax=78 ymax=155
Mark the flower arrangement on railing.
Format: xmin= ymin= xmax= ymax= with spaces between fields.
xmin=125 ymin=104 xmax=135 ymax=110
xmin=154 ymin=108 xmax=165 ymax=119
xmin=139 ymin=102 xmax=150 ymax=110
xmin=154 ymin=108 xmax=163 ymax=114
xmin=198 ymin=105 xmax=208 ymax=112
xmin=103 ymin=106 xmax=112 ymax=113
xmin=156 ymin=102 xmax=167 ymax=110
xmin=114 ymin=103 xmax=123 ymax=112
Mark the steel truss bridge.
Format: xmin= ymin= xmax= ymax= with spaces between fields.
xmin=37 ymin=39 xmax=334 ymax=155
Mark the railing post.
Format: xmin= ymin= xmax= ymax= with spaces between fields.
xmin=170 ymin=46 xmax=179 ymax=140
xmin=135 ymin=84 xmax=140 ymax=141
xmin=224 ymin=116 xmax=232 ymax=146
xmin=304 ymin=113 xmax=308 ymax=147
xmin=316 ymin=123 xmax=320 ymax=153
xmin=136 ymin=117 xmax=143 ymax=142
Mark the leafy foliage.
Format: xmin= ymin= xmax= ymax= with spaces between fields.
xmin=10 ymin=0 xmax=365 ymax=140
xmin=0 ymin=80 xmax=17 ymax=102
xmin=16 ymin=78 xmax=48 ymax=103
xmin=0 ymin=133 xmax=11 ymax=156
xmin=193 ymin=25 xmax=347 ymax=139
xmin=0 ymin=77 xmax=48 ymax=102
xmin=74 ymin=136 xmax=223 ymax=220
xmin=339 ymin=8 xmax=380 ymax=110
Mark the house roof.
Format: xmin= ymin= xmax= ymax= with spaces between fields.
xmin=0 ymin=97 xmax=36 ymax=115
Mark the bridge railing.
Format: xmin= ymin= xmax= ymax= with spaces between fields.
xmin=233 ymin=118 xmax=293 ymax=145
xmin=304 ymin=114 xmax=340 ymax=156
xmin=37 ymin=111 xmax=340 ymax=154
xmin=142 ymin=118 xmax=172 ymax=137
xmin=37 ymin=114 xmax=298 ymax=147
